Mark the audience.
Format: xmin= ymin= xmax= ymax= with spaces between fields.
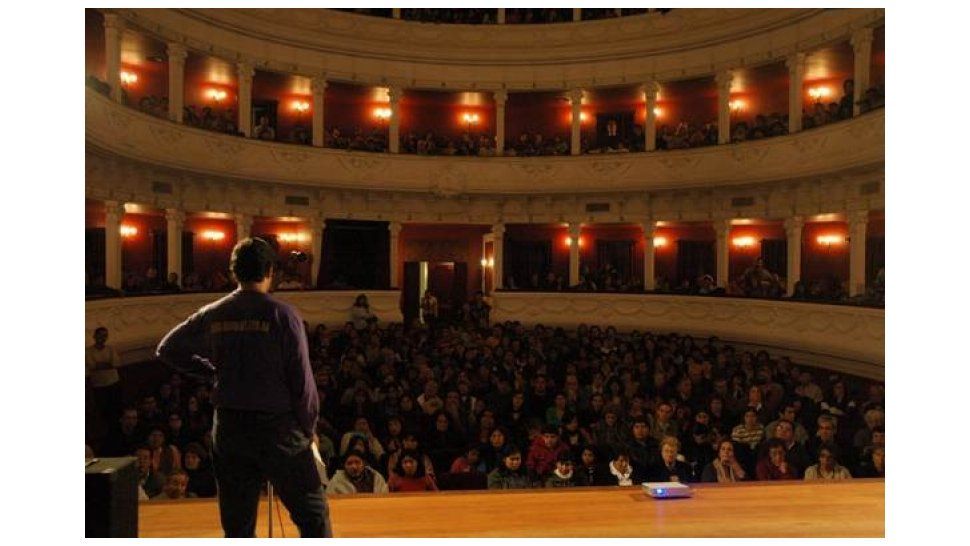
xmin=402 ymin=8 xmax=495 ymax=24
xmin=327 ymin=126 xmax=388 ymax=153
xmin=89 ymin=314 xmax=885 ymax=500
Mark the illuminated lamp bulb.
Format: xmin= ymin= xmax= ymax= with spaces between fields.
xmin=481 ymin=258 xmax=488 ymax=267
xmin=119 ymin=225 xmax=138 ymax=238
xmin=278 ymin=232 xmax=309 ymax=243
xmin=209 ymin=89 xmax=227 ymax=102
xmin=732 ymin=236 xmax=756 ymax=248
xmin=653 ymin=107 xmax=662 ymax=117
xmin=201 ymin=230 xmax=225 ymax=241
xmin=119 ymin=71 xmax=138 ymax=85
xmin=653 ymin=236 xmax=667 ymax=248
xmin=816 ymin=234 xmax=843 ymax=246
xmin=374 ymin=107 xmax=391 ymax=120
xmin=488 ymin=257 xmax=495 ymax=268
xmin=293 ymin=101 xmax=310 ymax=113
xmin=808 ymin=87 xmax=831 ymax=102
xmin=729 ymin=99 xmax=744 ymax=113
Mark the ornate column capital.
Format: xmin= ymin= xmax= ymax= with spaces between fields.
xmin=643 ymin=80 xmax=660 ymax=99
xmin=491 ymin=223 xmax=506 ymax=236
xmin=311 ymin=76 xmax=328 ymax=95
xmin=641 ymin=220 xmax=657 ymax=238
xmin=234 ymin=212 xmax=253 ymax=231
xmin=783 ymin=215 xmax=804 ymax=234
xmin=850 ymin=27 xmax=874 ymax=50
xmin=102 ymin=12 xmax=124 ymax=31
xmin=493 ymin=89 xmax=508 ymax=107
xmin=236 ymin=61 xmax=255 ymax=80
xmin=387 ymin=85 xmax=404 ymax=105
xmin=165 ymin=208 xmax=185 ymax=226
xmin=567 ymin=222 xmax=582 ymax=238
xmin=785 ymin=52 xmax=806 ymax=73
xmin=715 ymin=69 xmax=734 ymax=92
xmin=105 ymin=200 xmax=124 ymax=221
xmin=388 ymin=221 xmax=402 ymax=237
xmin=567 ymin=88 xmax=584 ymax=106
xmin=166 ymin=42 xmax=188 ymax=62
xmin=713 ymin=218 xmax=732 ymax=237
xmin=848 ymin=209 xmax=870 ymax=228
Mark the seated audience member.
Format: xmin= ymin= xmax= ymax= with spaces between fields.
xmin=701 ymin=440 xmax=748 ymax=483
xmin=426 ymin=411 xmax=466 ymax=472
xmin=647 ymin=401 xmax=679 ymax=442
xmin=575 ymin=446 xmax=611 ymax=486
xmin=151 ymin=470 xmax=195 ymax=500
xmin=545 ymin=453 xmax=577 ymax=488
xmin=772 ymin=419 xmax=811 ymax=478
xmin=328 ymin=450 xmax=390 ymax=495
xmin=339 ymin=416 xmax=385 ymax=459
xmin=146 ymin=427 xmax=182 ymax=476
xmin=803 ymin=444 xmax=852 ymax=480
xmin=135 ymin=445 xmax=166 ymax=500
xmin=806 ymin=415 xmax=844 ymax=461
xmin=607 ymin=450 xmax=646 ymax=487
xmin=388 ymin=450 xmax=438 ymax=492
xmin=487 ymin=448 xmax=531 ymax=490
xmin=625 ymin=417 xmax=660 ymax=471
xmin=478 ymin=427 xmax=511 ymax=473
xmin=766 ymin=403 xmax=809 ymax=445
xmin=855 ymin=446 xmax=885 ymax=478
xmin=101 ymin=407 xmax=144 ymax=457
xmin=756 ymin=439 xmax=799 ymax=481
xmin=648 ymin=436 xmax=693 ymax=483
xmin=450 ymin=446 xmax=482 ymax=474
xmin=526 ymin=425 xmax=570 ymax=482
xmin=684 ymin=423 xmax=716 ymax=479
xmin=182 ymin=443 xmax=217 ymax=498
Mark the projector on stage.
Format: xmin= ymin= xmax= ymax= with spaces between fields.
xmin=643 ymin=482 xmax=693 ymax=499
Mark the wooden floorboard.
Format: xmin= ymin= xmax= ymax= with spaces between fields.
xmin=138 ymin=479 xmax=885 ymax=538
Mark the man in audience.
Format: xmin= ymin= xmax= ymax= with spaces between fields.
xmin=152 ymin=470 xmax=195 ymax=500
xmin=625 ymin=418 xmax=659 ymax=471
xmin=101 ymin=407 xmax=144 ymax=457
xmin=87 ymin=327 xmax=122 ymax=422
xmin=527 ymin=425 xmax=570 ymax=482
xmin=328 ymin=450 xmax=389 ymax=494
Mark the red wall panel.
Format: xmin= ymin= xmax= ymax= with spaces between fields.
xmin=802 ymin=221 xmax=849 ymax=283
xmin=398 ymin=224 xmax=491 ymax=295
xmin=184 ymin=217 xmax=236 ymax=281
xmin=325 ymin=81 xmax=388 ymax=135
xmin=120 ymin=213 xmax=166 ymax=277
xmin=658 ymin=77 xmax=717 ymax=128
xmin=505 ymin=92 xmax=572 ymax=145
xmin=399 ymin=90 xmax=495 ymax=142
xmin=183 ymin=52 xmax=238 ymax=120
xmin=86 ymin=9 xmax=106 ymax=80
xmin=727 ymin=224 xmax=786 ymax=279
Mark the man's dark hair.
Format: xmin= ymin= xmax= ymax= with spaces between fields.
xmin=230 ymin=237 xmax=276 ymax=283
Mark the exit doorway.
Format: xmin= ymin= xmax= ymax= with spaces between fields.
xmin=402 ymin=261 xmax=468 ymax=327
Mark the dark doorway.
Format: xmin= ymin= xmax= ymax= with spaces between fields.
xmin=320 ymin=220 xmax=390 ymax=289
xmin=507 ymin=240 xmax=552 ymax=290
xmin=252 ymin=100 xmax=278 ymax=138
xmin=596 ymin=111 xmax=634 ymax=150
xmin=86 ymin=227 xmax=106 ymax=283
xmin=760 ymin=239 xmax=787 ymax=278
xmin=596 ymin=240 xmax=634 ymax=284
xmin=402 ymin=261 xmax=421 ymax=328
xmin=676 ymin=240 xmax=715 ymax=286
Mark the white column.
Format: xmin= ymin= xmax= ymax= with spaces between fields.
xmin=642 ymin=221 xmax=656 ymax=291
xmin=105 ymin=200 xmax=124 ymax=289
xmin=498 ymin=8 xmax=506 ymax=24
xmin=644 ymin=80 xmax=659 ymax=151
xmin=103 ymin=13 xmax=123 ymax=103
xmin=851 ymin=27 xmax=874 ymax=117
xmin=569 ymin=88 xmax=583 ymax=156
xmin=166 ymin=43 xmax=188 ymax=123
xmin=786 ymin=53 xmax=806 ymax=133
xmin=388 ymin=222 xmax=402 ymax=288
xmin=848 ymin=210 xmax=869 ymax=297
xmin=388 ymin=85 xmax=402 ymax=153
xmin=312 ymin=76 xmax=327 ymax=147
xmin=715 ymin=69 xmax=733 ymax=145
xmin=310 ymin=218 xmax=325 ymax=288
xmin=714 ymin=219 xmax=731 ymax=288
xmin=237 ymin=61 xmax=254 ymax=137
xmin=784 ymin=216 xmax=804 ymax=296
xmin=568 ymin=222 xmax=582 ymax=287
xmin=494 ymin=90 xmax=507 ymax=156
xmin=492 ymin=224 xmax=505 ymax=289
xmin=235 ymin=213 xmax=252 ymax=242
xmin=392 ymin=8 xmax=401 ymax=19
xmin=573 ymin=8 xmax=582 ymax=21
xmin=165 ymin=208 xmax=185 ymax=284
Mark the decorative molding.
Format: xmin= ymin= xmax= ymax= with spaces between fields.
xmin=85 ymin=291 xmax=404 ymax=364
xmin=491 ymin=292 xmax=884 ymax=378
xmin=114 ymin=8 xmax=883 ymax=92
xmin=86 ymin=88 xmax=885 ymax=200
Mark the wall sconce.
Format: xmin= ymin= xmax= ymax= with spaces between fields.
xmin=208 ymin=89 xmax=228 ymax=103
xmin=293 ymin=101 xmax=310 ymax=114
xmin=278 ymin=232 xmax=309 ymax=243
xmin=565 ymin=236 xmax=583 ymax=248
xmin=816 ymin=234 xmax=844 ymax=247
xmin=653 ymin=107 xmax=662 ymax=118
xmin=729 ymin=99 xmax=745 ymax=113
xmin=653 ymin=236 xmax=667 ymax=248
xmin=732 ymin=236 xmax=756 ymax=248
xmin=119 ymin=225 xmax=138 ymax=238
xmin=808 ymin=87 xmax=831 ymax=102
xmin=480 ymin=257 xmax=495 ymax=268
xmin=119 ymin=71 xmax=138 ymax=87
xmin=578 ymin=112 xmax=589 ymax=123
xmin=374 ymin=107 xmax=392 ymax=120
xmin=462 ymin=112 xmax=480 ymax=126
xmin=201 ymin=230 xmax=226 ymax=241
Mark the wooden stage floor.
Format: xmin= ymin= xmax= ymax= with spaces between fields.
xmin=139 ymin=479 xmax=884 ymax=538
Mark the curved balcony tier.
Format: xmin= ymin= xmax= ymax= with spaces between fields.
xmin=114 ymin=8 xmax=882 ymax=91
xmin=86 ymin=87 xmax=884 ymax=203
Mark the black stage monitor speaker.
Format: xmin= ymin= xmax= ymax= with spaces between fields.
xmin=86 ymin=457 xmax=139 ymax=537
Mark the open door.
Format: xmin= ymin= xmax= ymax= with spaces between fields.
xmin=402 ymin=261 xmax=421 ymax=328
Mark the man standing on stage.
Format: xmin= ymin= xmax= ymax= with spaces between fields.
xmin=156 ymin=238 xmax=331 ymax=537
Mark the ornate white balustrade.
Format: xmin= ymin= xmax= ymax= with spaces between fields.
xmin=85 ymin=290 xmax=402 ymax=364
xmin=491 ymin=292 xmax=884 ymax=379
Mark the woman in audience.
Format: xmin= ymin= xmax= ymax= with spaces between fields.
xmin=388 ymin=450 xmax=438 ymax=492
xmin=575 ymin=446 xmax=610 ymax=486
xmin=756 ymin=439 xmax=798 ymax=480
xmin=328 ymin=450 xmax=390 ymax=495
xmin=478 ymin=427 xmax=511 ymax=473
xmin=182 ymin=442 xmax=217 ymax=497
xmin=803 ymin=444 xmax=852 ymax=480
xmin=351 ymin=294 xmax=376 ymax=329
xmin=648 ymin=436 xmax=693 ymax=483
xmin=855 ymin=446 xmax=885 ymax=478
xmin=487 ymin=448 xmax=531 ymax=490
xmin=606 ymin=450 xmax=645 ymax=487
xmin=701 ymin=439 xmax=748 ymax=483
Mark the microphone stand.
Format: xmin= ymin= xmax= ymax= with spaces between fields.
xmin=267 ymin=482 xmax=275 ymax=538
